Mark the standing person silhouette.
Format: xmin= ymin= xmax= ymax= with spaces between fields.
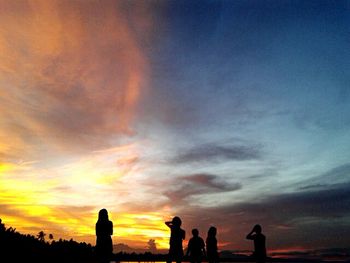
xmin=165 ymin=216 xmax=185 ymax=263
xmin=186 ymin=228 xmax=206 ymax=263
xmin=206 ymin=226 xmax=219 ymax=263
xmin=95 ymin=209 xmax=113 ymax=263
xmin=246 ymin=224 xmax=266 ymax=263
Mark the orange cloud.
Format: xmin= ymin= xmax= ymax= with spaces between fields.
xmin=0 ymin=0 xmax=153 ymax=160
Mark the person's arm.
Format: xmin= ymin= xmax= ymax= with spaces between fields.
xmin=246 ymin=228 xmax=255 ymax=240
xmin=165 ymin=221 xmax=172 ymax=228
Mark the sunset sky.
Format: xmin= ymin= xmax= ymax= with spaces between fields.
xmin=0 ymin=0 xmax=349 ymax=255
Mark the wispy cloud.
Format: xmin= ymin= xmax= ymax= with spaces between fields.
xmin=269 ymin=247 xmax=350 ymax=261
xmin=0 ymin=0 xmax=155 ymax=160
xmin=163 ymin=173 xmax=241 ymax=203
xmin=171 ymin=142 xmax=261 ymax=164
xmin=295 ymin=163 xmax=350 ymax=190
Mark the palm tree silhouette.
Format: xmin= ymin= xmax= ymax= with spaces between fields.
xmin=37 ymin=231 xmax=46 ymax=242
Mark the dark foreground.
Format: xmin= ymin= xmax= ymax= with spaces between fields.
xmin=1 ymin=220 xmax=348 ymax=263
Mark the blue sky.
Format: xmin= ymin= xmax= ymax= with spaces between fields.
xmin=132 ymin=0 xmax=350 ymax=251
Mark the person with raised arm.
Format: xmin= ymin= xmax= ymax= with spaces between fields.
xmin=165 ymin=216 xmax=186 ymax=263
xmin=246 ymin=224 xmax=266 ymax=263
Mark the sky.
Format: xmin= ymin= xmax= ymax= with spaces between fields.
xmin=0 ymin=0 xmax=350 ymax=257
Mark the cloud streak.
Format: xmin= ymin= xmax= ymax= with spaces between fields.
xmin=163 ymin=173 xmax=242 ymax=203
xmin=0 ymin=0 xmax=154 ymax=159
xmin=171 ymin=142 xmax=261 ymax=164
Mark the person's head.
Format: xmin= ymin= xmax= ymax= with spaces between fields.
xmin=208 ymin=226 xmax=217 ymax=237
xmin=253 ymin=224 xmax=262 ymax=234
xmin=172 ymin=216 xmax=182 ymax=227
xmin=98 ymin=208 xmax=109 ymax=221
xmin=192 ymin=228 xmax=199 ymax=237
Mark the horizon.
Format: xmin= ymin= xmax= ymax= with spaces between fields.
xmin=0 ymin=0 xmax=349 ymax=257
xmin=2 ymin=219 xmax=349 ymax=261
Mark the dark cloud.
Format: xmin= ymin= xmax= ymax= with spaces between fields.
xmin=296 ymin=163 xmax=350 ymax=190
xmin=320 ymin=163 xmax=350 ymax=180
xmin=171 ymin=142 xmax=261 ymax=164
xmin=298 ymin=184 xmax=330 ymax=191
xmin=176 ymin=183 xmax=350 ymax=250
xmin=180 ymin=174 xmax=236 ymax=190
xmin=164 ymin=173 xmax=241 ymax=203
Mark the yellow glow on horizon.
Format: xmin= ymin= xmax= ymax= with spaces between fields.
xmin=112 ymin=212 xmax=171 ymax=249
xmin=0 ymin=162 xmax=33 ymax=174
xmin=0 ymin=144 xmax=171 ymax=249
xmin=0 ymin=163 xmax=17 ymax=173
xmin=1 ymin=208 xmax=171 ymax=250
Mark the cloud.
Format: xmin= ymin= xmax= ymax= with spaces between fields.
xmin=319 ymin=163 xmax=350 ymax=181
xmin=0 ymin=204 xmax=97 ymax=242
xmin=171 ymin=142 xmax=261 ymax=164
xmin=175 ymin=182 xmax=350 ymax=251
xmin=269 ymin=247 xmax=350 ymax=261
xmin=296 ymin=163 xmax=350 ymax=190
xmin=181 ymin=173 xmax=240 ymax=191
xmin=0 ymin=0 xmax=157 ymax=159
xmin=163 ymin=173 xmax=242 ymax=203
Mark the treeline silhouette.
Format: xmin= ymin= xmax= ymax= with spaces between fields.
xmin=0 ymin=218 xmax=255 ymax=263
xmin=1 ymin=218 xmax=330 ymax=263
xmin=0 ymin=218 xmax=95 ymax=262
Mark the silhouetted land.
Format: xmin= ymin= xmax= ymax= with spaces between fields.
xmin=0 ymin=219 xmax=95 ymax=262
xmin=0 ymin=219 xmax=348 ymax=263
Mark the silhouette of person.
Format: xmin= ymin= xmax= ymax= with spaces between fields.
xmin=206 ymin=226 xmax=219 ymax=263
xmin=95 ymin=208 xmax=113 ymax=263
xmin=246 ymin=224 xmax=266 ymax=263
xmin=186 ymin=228 xmax=206 ymax=263
xmin=165 ymin=216 xmax=185 ymax=263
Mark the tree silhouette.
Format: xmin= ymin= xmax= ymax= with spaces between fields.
xmin=147 ymin=239 xmax=157 ymax=254
xmin=49 ymin=233 xmax=54 ymax=243
xmin=37 ymin=231 xmax=46 ymax=242
xmin=0 ymin=218 xmax=5 ymax=232
xmin=0 ymin=219 xmax=94 ymax=262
